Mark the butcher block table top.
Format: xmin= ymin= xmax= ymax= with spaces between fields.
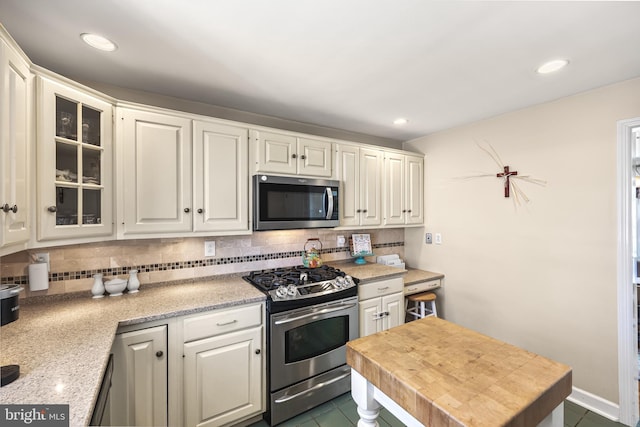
xmin=346 ymin=317 xmax=572 ymax=427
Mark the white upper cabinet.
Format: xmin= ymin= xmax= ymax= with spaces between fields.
xmin=36 ymin=76 xmax=113 ymax=240
xmin=117 ymin=107 xmax=193 ymax=236
xmin=0 ymin=40 xmax=31 ymax=248
xmin=336 ymin=144 xmax=382 ymax=227
xmin=117 ymin=106 xmax=251 ymax=238
xmin=383 ymin=152 xmax=424 ymax=226
xmin=253 ymin=130 xmax=333 ymax=177
xmin=405 ymin=154 xmax=424 ymax=225
xmin=193 ymin=120 xmax=249 ymax=233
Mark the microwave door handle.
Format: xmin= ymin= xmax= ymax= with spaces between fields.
xmin=325 ymin=187 xmax=334 ymax=220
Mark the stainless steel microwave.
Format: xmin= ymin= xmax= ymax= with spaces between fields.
xmin=253 ymin=175 xmax=339 ymax=231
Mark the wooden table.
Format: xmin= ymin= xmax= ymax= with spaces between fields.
xmin=347 ymin=317 xmax=572 ymax=427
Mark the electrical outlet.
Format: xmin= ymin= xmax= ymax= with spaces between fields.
xmin=35 ymin=252 xmax=50 ymax=272
xmin=435 ymin=233 xmax=442 ymax=245
xmin=337 ymin=235 xmax=346 ymax=247
xmin=425 ymin=233 xmax=432 ymax=244
xmin=204 ymin=241 xmax=216 ymax=257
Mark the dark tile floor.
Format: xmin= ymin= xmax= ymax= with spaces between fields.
xmin=247 ymin=394 xmax=628 ymax=427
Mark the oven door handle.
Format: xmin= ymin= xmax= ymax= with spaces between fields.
xmin=273 ymin=370 xmax=351 ymax=403
xmin=273 ymin=303 xmax=356 ymax=325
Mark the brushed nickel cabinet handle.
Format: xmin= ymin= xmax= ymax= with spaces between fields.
xmin=1 ymin=204 xmax=17 ymax=213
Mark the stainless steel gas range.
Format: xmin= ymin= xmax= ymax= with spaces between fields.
xmin=243 ymin=265 xmax=359 ymax=426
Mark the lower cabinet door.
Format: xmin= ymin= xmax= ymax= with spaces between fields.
xmin=110 ymin=325 xmax=168 ymax=427
xmin=382 ymin=292 xmax=404 ymax=331
xmin=183 ymin=326 xmax=262 ymax=427
xmin=359 ymin=298 xmax=382 ymax=338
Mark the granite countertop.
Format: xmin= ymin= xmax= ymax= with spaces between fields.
xmin=0 ymin=263 xmax=443 ymax=426
xmin=330 ymin=261 xmax=407 ymax=283
xmin=403 ymin=268 xmax=444 ymax=286
xmin=0 ymin=276 xmax=265 ymax=427
xmin=330 ymin=261 xmax=443 ymax=286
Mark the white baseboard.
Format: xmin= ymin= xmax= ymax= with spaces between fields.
xmin=568 ymin=386 xmax=620 ymax=422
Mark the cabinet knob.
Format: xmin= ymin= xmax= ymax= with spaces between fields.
xmin=402 ymin=209 xmax=407 ymax=213
xmin=255 ymin=349 xmax=261 ymax=355
xmin=356 ymin=209 xmax=361 ymax=213
xmin=184 ymin=208 xmax=190 ymax=213
xmin=291 ymin=153 xmax=297 ymax=159
xmin=362 ymin=209 xmax=367 ymax=213
xmin=300 ymin=154 xmax=306 ymax=160
xmin=47 ymin=206 xmax=57 ymax=213
xmin=156 ymin=351 xmax=163 ymax=358
xmin=197 ymin=208 xmax=203 ymax=214
xmin=1 ymin=204 xmax=17 ymax=214
xmin=407 ymin=210 xmax=412 ymax=213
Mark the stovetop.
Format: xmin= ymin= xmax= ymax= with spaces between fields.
xmin=243 ymin=265 xmax=358 ymax=310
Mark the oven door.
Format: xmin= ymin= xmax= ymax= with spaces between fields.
xmin=269 ymin=296 xmax=358 ymax=391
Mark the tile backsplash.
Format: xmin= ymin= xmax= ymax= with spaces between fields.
xmin=1 ymin=229 xmax=405 ymax=298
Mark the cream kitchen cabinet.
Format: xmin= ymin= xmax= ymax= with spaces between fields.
xmin=183 ymin=303 xmax=264 ymax=427
xmin=357 ymin=276 xmax=404 ymax=337
xmin=336 ymin=144 xmax=382 ymax=227
xmin=193 ymin=120 xmax=248 ymax=232
xmin=117 ymin=107 xmax=250 ymax=237
xmin=253 ymin=129 xmax=333 ymax=177
xmin=0 ymin=40 xmax=31 ymax=249
xmin=117 ymin=107 xmax=193 ymax=235
xmin=383 ymin=152 xmax=424 ymax=226
xmin=110 ymin=325 xmax=168 ymax=427
xmin=36 ymin=76 xmax=113 ymax=240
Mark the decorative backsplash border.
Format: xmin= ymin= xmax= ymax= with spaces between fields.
xmin=1 ymin=241 xmax=404 ymax=285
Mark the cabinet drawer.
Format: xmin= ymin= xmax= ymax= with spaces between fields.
xmin=358 ymin=277 xmax=404 ymax=300
xmin=404 ymin=279 xmax=441 ymax=296
xmin=183 ymin=303 xmax=263 ymax=342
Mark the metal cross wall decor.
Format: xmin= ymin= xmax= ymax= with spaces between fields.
xmin=496 ymin=166 xmax=517 ymax=197
xmin=458 ymin=141 xmax=546 ymax=206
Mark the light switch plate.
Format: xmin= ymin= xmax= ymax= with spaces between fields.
xmin=337 ymin=235 xmax=346 ymax=247
xmin=435 ymin=233 xmax=442 ymax=245
xmin=204 ymin=241 xmax=216 ymax=257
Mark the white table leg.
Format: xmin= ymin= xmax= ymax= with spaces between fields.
xmin=537 ymin=402 xmax=564 ymax=427
xmin=351 ymin=369 xmax=381 ymax=427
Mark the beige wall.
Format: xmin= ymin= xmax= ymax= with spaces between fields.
xmin=403 ymin=77 xmax=640 ymax=404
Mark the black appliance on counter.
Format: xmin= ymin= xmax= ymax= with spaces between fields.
xmin=243 ymin=265 xmax=359 ymax=425
xmin=1 ymin=284 xmax=23 ymax=387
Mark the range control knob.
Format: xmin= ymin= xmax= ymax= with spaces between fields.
xmin=275 ymin=286 xmax=288 ymax=299
xmin=335 ymin=277 xmax=346 ymax=288
xmin=344 ymin=275 xmax=354 ymax=287
xmin=287 ymin=284 xmax=297 ymax=296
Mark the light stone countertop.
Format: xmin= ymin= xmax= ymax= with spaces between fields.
xmin=0 ymin=276 xmax=265 ymax=427
xmin=403 ymin=268 xmax=444 ymax=285
xmin=330 ymin=261 xmax=443 ymax=286
xmin=0 ymin=263 xmax=443 ymax=426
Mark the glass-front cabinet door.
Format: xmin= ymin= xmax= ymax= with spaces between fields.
xmin=37 ymin=76 xmax=113 ymax=240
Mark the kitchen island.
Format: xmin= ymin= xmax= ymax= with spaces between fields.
xmin=347 ymin=316 xmax=572 ymax=426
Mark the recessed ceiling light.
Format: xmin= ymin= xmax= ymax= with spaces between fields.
xmin=536 ymin=59 xmax=569 ymax=74
xmin=80 ymin=33 xmax=117 ymax=52
xmin=393 ymin=118 xmax=408 ymax=125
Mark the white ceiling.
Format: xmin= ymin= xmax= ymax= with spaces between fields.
xmin=1 ymin=0 xmax=639 ymax=141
